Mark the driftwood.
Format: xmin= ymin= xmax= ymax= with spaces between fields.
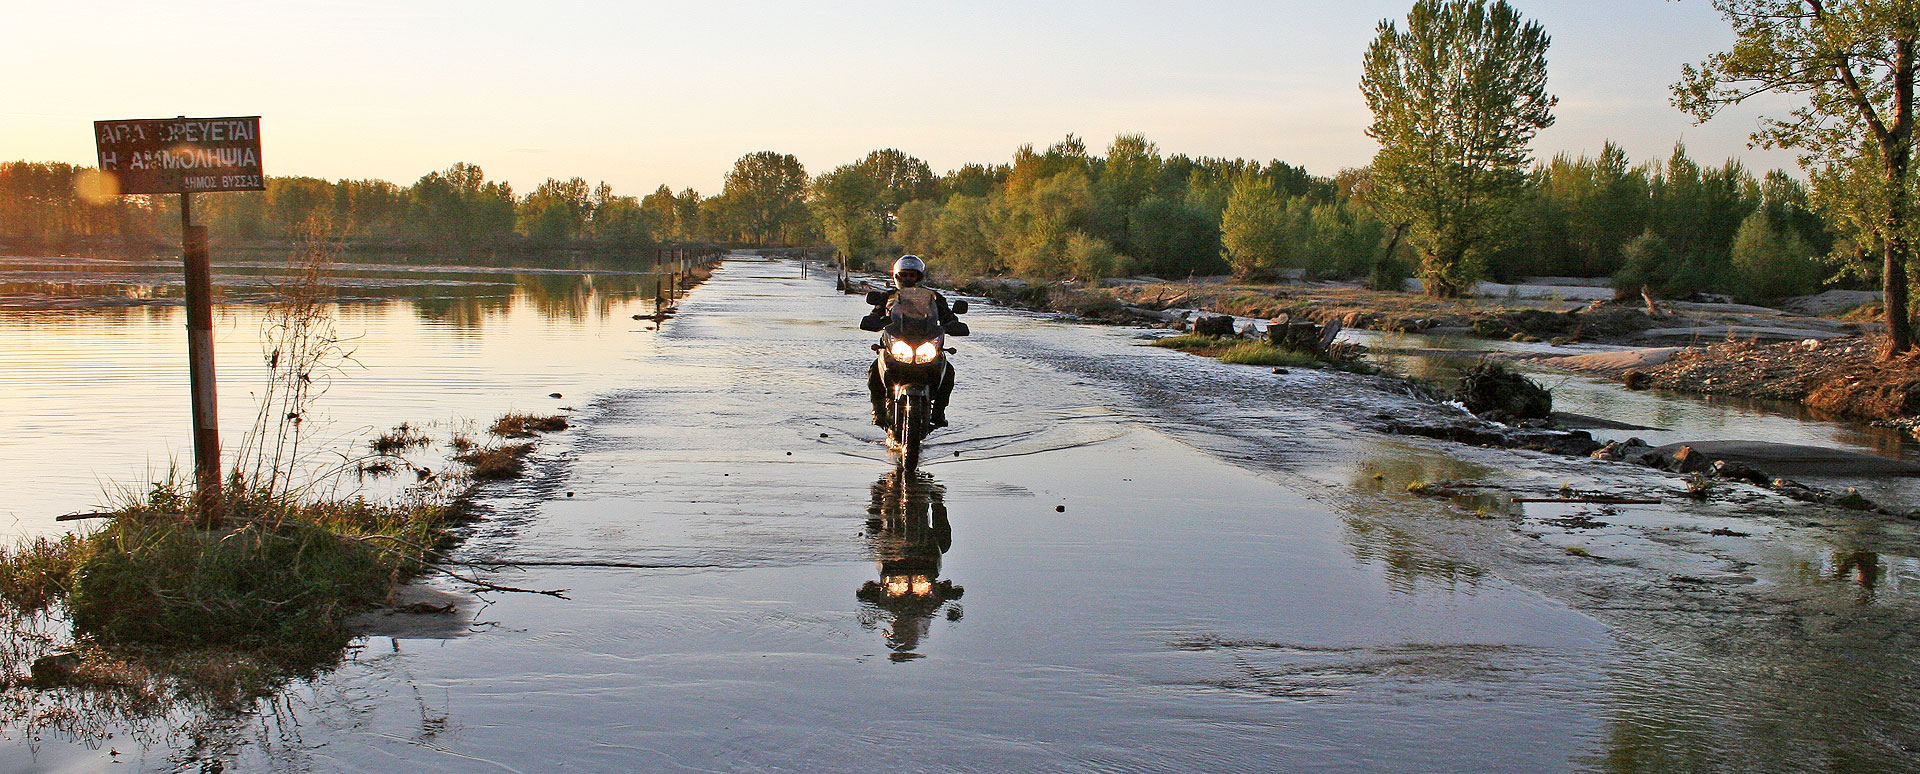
xmin=55 ymin=511 xmax=133 ymax=521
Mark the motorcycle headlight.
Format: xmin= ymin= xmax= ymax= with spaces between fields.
xmin=889 ymin=341 xmax=915 ymax=361
xmin=914 ymin=342 xmax=940 ymax=363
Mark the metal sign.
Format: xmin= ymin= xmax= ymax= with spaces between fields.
xmin=93 ymin=116 xmax=264 ymax=195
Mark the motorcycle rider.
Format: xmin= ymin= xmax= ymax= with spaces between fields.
xmin=861 ymin=255 xmax=961 ymax=428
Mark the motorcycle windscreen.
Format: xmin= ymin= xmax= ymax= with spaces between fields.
xmin=887 ymin=287 xmax=943 ymax=339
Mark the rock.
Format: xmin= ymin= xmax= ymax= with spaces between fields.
xmin=1192 ymin=315 xmax=1236 ymax=337
xmin=1623 ymin=370 xmax=1651 ymax=390
xmin=1267 ymin=319 xmax=1332 ymax=351
xmin=548 ymin=393 xmax=563 ymax=398
xmin=1592 ymin=438 xmax=1653 ymax=461
xmin=1711 ymin=459 xmax=1770 ymax=485
xmin=1652 ymin=441 xmax=1920 ymax=477
xmin=1664 ymin=445 xmax=1714 ymax=474
xmin=1836 ymin=489 xmax=1875 ymax=510
xmin=30 ymin=651 xmax=80 ymax=686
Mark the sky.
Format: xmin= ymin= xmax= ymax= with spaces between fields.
xmin=4 ymin=0 xmax=1801 ymax=197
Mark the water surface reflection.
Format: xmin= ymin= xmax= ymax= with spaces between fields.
xmin=856 ymin=471 xmax=963 ymax=661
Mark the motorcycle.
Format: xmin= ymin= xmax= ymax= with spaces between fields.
xmin=864 ymin=290 xmax=968 ymax=470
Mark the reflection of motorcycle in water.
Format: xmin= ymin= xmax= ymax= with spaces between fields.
xmin=856 ymin=470 xmax=963 ymax=661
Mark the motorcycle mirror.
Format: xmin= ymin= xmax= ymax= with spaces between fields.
xmin=864 ymin=290 xmax=890 ymax=306
xmin=952 ymin=300 xmax=968 ymax=315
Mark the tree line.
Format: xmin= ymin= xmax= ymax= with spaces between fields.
xmin=7 ymin=0 xmax=1916 ymax=357
xmin=0 ymin=153 xmax=816 ymax=253
xmin=0 ymin=136 xmax=1846 ymax=302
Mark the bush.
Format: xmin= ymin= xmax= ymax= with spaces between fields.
xmin=1729 ymin=210 xmax=1823 ymax=300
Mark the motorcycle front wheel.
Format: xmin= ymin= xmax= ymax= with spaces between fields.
xmin=897 ymin=393 xmax=929 ymax=471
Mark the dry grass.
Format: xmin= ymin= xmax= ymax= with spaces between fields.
xmin=369 ymin=422 xmax=431 ymax=455
xmin=490 ymin=413 xmax=569 ymax=438
xmin=455 ymin=442 xmax=535 ymax=479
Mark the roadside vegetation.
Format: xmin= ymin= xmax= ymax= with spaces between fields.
xmin=0 ymin=226 xmax=578 ymax=714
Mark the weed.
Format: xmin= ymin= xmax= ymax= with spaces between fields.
xmin=1565 ymin=546 xmax=1592 ymax=557
xmin=0 ymin=533 xmax=90 ymax=611
xmin=1685 ymin=473 xmax=1715 ymax=500
xmin=369 ymin=422 xmax=432 ymax=456
xmin=490 ymin=413 xmax=569 ymax=438
xmin=1150 ymin=334 xmax=1233 ymax=354
xmin=1217 ymin=342 xmax=1323 ymax=368
xmin=455 ymin=442 xmax=536 ymax=479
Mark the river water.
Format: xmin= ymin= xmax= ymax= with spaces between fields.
xmin=0 ymin=254 xmax=672 ymax=535
xmin=3 ymin=256 xmax=1917 ymax=772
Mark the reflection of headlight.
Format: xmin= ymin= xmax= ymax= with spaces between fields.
xmin=889 ymin=341 xmax=914 ymax=361
xmin=914 ymin=342 xmax=940 ymax=363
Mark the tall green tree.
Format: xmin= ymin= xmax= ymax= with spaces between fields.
xmin=854 ymin=149 xmax=936 ymax=233
xmin=721 ymin=151 xmax=808 ymax=245
xmin=1360 ymin=0 xmax=1557 ymax=296
xmin=809 ymin=164 xmax=883 ymax=262
xmin=1220 ymin=175 xmax=1290 ymax=277
xmin=1675 ymin=0 xmax=1918 ymax=358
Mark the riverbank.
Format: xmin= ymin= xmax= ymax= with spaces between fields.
xmin=956 ymin=275 xmax=1867 ymax=346
xmin=949 ymin=273 xmax=1918 ymax=441
xmin=1629 ymin=336 xmax=1920 ymax=434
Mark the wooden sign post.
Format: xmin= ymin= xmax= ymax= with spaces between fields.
xmin=94 ymin=116 xmax=265 ymax=524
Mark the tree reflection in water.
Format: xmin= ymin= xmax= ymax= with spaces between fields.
xmin=856 ymin=471 xmax=963 ymax=662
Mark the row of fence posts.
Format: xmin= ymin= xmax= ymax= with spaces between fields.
xmin=650 ymin=247 xmax=725 ymax=316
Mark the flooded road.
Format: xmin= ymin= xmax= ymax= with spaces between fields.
xmin=7 ymin=257 xmax=1920 ymax=772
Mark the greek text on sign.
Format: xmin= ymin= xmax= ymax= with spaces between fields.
xmin=93 ymin=116 xmax=265 ymax=195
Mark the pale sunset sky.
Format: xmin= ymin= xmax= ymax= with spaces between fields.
xmin=5 ymin=0 xmax=1797 ymax=196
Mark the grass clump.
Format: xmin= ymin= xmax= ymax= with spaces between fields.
xmin=0 ymin=533 xmax=89 ymax=612
xmin=1216 ymin=342 xmax=1324 ymax=368
xmin=1150 ymin=334 xmax=1235 ymax=355
xmin=455 ymin=442 xmax=535 ymax=479
xmin=68 ymin=482 xmax=455 ymax=659
xmin=369 ymin=422 xmax=431 ymax=455
xmin=490 ymin=412 xmax=569 ymax=438
xmin=1151 ymin=335 xmax=1327 ymax=368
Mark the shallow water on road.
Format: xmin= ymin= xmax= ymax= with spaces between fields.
xmin=7 ymin=258 xmax=1920 ymax=772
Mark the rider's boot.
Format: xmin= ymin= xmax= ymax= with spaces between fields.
xmin=931 ymin=405 xmax=949 ymax=428
xmin=871 ymin=399 xmax=888 ymax=428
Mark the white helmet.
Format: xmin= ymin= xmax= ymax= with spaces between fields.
xmin=892 ymin=255 xmax=926 ymax=286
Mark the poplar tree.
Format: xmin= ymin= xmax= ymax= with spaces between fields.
xmin=721 ymin=151 xmax=808 ymax=245
xmin=1360 ymin=0 xmax=1556 ymax=297
xmin=1674 ymin=0 xmax=1919 ymax=358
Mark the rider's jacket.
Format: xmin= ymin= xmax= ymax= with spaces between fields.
xmin=861 ymin=286 xmax=962 ymax=334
